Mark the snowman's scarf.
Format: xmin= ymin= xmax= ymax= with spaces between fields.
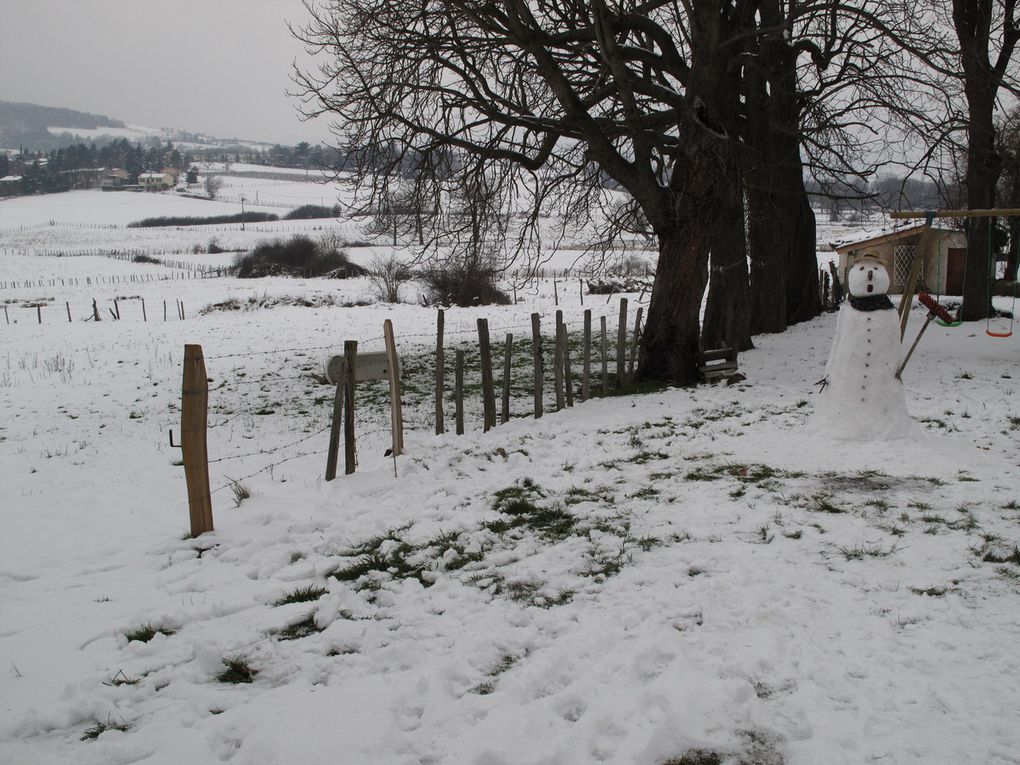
xmin=848 ymin=294 xmax=894 ymax=311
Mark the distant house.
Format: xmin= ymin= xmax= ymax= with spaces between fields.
xmin=831 ymin=223 xmax=968 ymax=295
xmin=0 ymin=175 xmax=22 ymax=197
xmin=138 ymin=171 xmax=174 ymax=191
xmin=101 ymin=168 xmax=131 ymax=189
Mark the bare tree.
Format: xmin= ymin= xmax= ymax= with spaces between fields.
xmin=293 ymin=0 xmax=752 ymax=384
xmin=204 ymin=175 xmax=223 ymax=200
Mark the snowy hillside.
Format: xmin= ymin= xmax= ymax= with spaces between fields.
xmin=0 ymin=192 xmax=1018 ymax=764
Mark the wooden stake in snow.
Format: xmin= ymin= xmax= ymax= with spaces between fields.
xmin=478 ymin=318 xmax=496 ymax=432
xmin=600 ymin=316 xmax=608 ymax=395
xmin=93 ymin=299 xmax=101 ymax=322
xmin=616 ymin=298 xmax=628 ymax=388
xmin=553 ymin=311 xmax=565 ymax=410
xmin=502 ymin=333 xmax=513 ymax=424
xmin=181 ymin=344 xmax=213 ymax=537
xmin=531 ymin=313 xmax=543 ymax=419
xmin=383 ymin=319 xmax=404 ymax=456
xmin=581 ymin=309 xmax=592 ymax=401
xmin=343 ymin=341 xmax=357 ymax=475
xmin=455 ymin=349 xmax=465 ymax=435
xmin=561 ymin=320 xmax=574 ymax=407
xmin=66 ymin=301 xmax=71 ymax=323
xmin=325 ymin=380 xmax=344 ymax=482
xmin=435 ymin=309 xmax=445 ymax=435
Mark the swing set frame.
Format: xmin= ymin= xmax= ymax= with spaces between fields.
xmin=889 ymin=208 xmax=1017 ymax=338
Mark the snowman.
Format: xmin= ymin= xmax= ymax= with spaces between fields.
xmin=810 ymin=256 xmax=916 ymax=440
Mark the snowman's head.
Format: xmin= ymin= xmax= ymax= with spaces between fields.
xmin=848 ymin=256 xmax=890 ymax=297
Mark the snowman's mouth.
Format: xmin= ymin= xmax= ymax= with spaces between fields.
xmin=867 ymin=284 xmax=873 ymax=293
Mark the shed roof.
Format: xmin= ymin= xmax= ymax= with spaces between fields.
xmin=830 ymin=222 xmax=957 ymax=253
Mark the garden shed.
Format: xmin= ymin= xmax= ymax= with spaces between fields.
xmin=831 ymin=223 xmax=968 ymax=295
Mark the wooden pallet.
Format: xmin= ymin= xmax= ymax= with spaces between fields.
xmin=699 ymin=344 xmax=738 ymax=382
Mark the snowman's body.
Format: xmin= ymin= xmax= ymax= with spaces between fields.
xmin=811 ymin=259 xmax=916 ymax=440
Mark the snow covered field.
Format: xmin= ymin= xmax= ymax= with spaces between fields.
xmin=1 ymin=188 xmax=1019 ymax=765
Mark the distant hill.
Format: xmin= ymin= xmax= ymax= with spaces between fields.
xmin=0 ymin=101 xmax=274 ymax=152
xmin=0 ymin=101 xmax=127 ymax=150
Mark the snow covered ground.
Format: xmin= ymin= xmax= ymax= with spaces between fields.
xmin=1 ymin=191 xmax=1019 ymax=765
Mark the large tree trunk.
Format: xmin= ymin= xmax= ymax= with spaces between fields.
xmin=744 ymin=0 xmax=820 ymax=334
xmin=640 ymin=229 xmax=712 ymax=386
xmin=702 ymin=166 xmax=753 ymax=352
xmin=961 ymin=87 xmax=999 ymax=320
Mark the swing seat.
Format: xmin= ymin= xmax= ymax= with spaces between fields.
xmin=986 ymin=329 xmax=1013 ymax=338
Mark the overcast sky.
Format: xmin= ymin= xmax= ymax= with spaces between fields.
xmin=0 ymin=0 xmax=334 ymax=145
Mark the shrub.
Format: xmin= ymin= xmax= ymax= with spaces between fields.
xmin=233 ymin=235 xmax=368 ymax=279
xmin=420 ymin=255 xmax=510 ymax=306
xmin=284 ymin=204 xmax=341 ymax=220
xmin=369 ymin=254 xmax=413 ymax=303
xmin=132 ymin=254 xmax=162 ymax=265
xmin=127 ymin=212 xmax=278 ymax=228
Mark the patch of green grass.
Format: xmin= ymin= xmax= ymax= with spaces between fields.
xmin=216 ymin=655 xmax=258 ymax=684
xmin=486 ymin=485 xmax=576 ymax=540
xmin=273 ymin=584 xmax=328 ymax=606
xmin=865 ymin=498 xmax=892 ymax=513
xmin=81 ymin=718 xmax=129 ymax=741
xmin=629 ymin=486 xmax=659 ymax=499
xmin=272 ymin=614 xmax=321 ymax=641
xmin=910 ymin=585 xmax=949 ymax=597
xmin=124 ymin=623 xmax=175 ymax=643
xmin=957 ymin=471 xmax=979 ymax=483
xmin=982 ymin=546 xmax=1020 ymax=565
xmin=1003 ymin=499 xmax=1019 ymax=510
xmin=629 ymin=450 xmax=670 ymax=464
xmin=635 ymin=535 xmax=661 ymax=551
xmin=907 ymin=498 xmax=932 ymax=511
xmin=838 ymin=543 xmax=895 ymax=560
xmin=685 ymin=469 xmax=723 ymax=482
xmin=809 ymin=494 xmax=846 ymax=514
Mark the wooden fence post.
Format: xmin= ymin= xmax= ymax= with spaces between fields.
xmin=478 ymin=318 xmax=496 ymax=432
xmin=141 ymin=298 xmax=147 ymax=322
xmin=455 ymin=349 xmax=465 ymax=435
xmin=163 ymin=300 xmax=167 ymax=321
xmin=582 ymin=309 xmax=591 ymax=401
xmin=502 ymin=333 xmax=513 ymax=424
xmin=531 ymin=313 xmax=543 ymax=419
xmin=383 ymin=319 xmax=404 ymax=456
xmin=553 ymin=276 xmax=559 ymax=306
xmin=343 ymin=341 xmax=357 ymax=474
xmin=562 ymin=320 xmax=574 ymax=407
xmin=628 ymin=306 xmax=643 ymax=382
xmin=37 ymin=305 xmax=41 ymax=324
xmin=601 ymin=316 xmax=608 ymax=395
xmin=325 ymin=377 xmax=344 ymax=481
xmin=579 ymin=278 xmax=584 ymax=306
xmin=93 ymin=299 xmax=101 ymax=322
xmin=181 ymin=344 xmax=213 ymax=536
xmin=435 ymin=309 xmax=445 ymax=435
xmin=616 ymin=298 xmax=628 ymax=388
xmin=66 ymin=301 xmax=72 ymax=322
xmin=553 ymin=311 xmax=565 ymax=410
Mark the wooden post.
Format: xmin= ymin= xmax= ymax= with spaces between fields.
xmin=531 ymin=313 xmax=543 ymax=419
xmin=37 ymin=305 xmax=41 ymax=324
xmin=113 ymin=299 xmax=120 ymax=320
xmin=502 ymin=333 xmax=513 ymax=424
xmin=141 ymin=298 xmax=147 ymax=322
xmin=383 ymin=319 xmax=404 ymax=456
xmin=3 ymin=305 xmax=8 ymax=324
xmin=553 ymin=312 xmax=565 ymax=410
xmin=562 ymin=321 xmax=574 ymax=407
xmin=581 ymin=309 xmax=591 ymax=401
xmin=343 ymin=341 xmax=357 ymax=475
xmin=455 ymin=349 xmax=465 ymax=435
xmin=478 ymin=318 xmax=496 ymax=432
xmin=628 ymin=306 xmax=643 ymax=382
xmin=553 ymin=276 xmax=559 ymax=306
xmin=66 ymin=301 xmax=72 ymax=322
xmin=579 ymin=278 xmax=584 ymax=306
xmin=163 ymin=300 xmax=167 ymax=321
xmin=435 ymin=309 xmax=445 ymax=435
xmin=179 ymin=301 xmax=185 ymax=321
xmin=616 ymin=298 xmax=628 ymax=388
xmin=93 ymin=299 xmax=101 ymax=322
xmin=324 ymin=379 xmax=344 ymax=481
xmin=181 ymin=344 xmax=213 ymax=536
xmin=600 ymin=316 xmax=608 ymax=395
